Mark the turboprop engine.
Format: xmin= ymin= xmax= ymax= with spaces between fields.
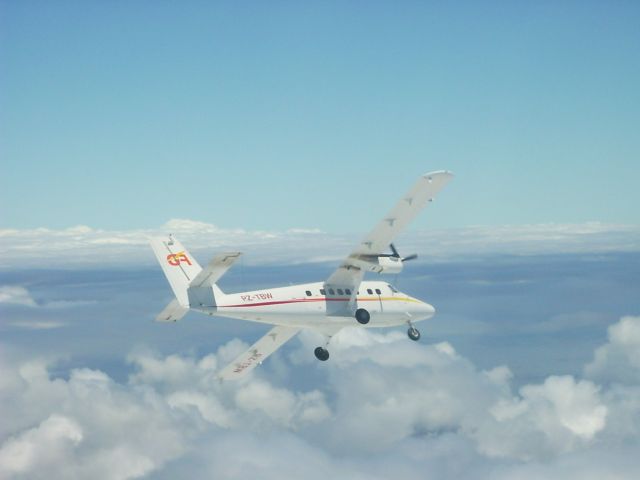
xmin=353 ymin=244 xmax=418 ymax=274
xmin=366 ymin=255 xmax=403 ymax=274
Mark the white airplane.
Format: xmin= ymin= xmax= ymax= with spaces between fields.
xmin=150 ymin=171 xmax=454 ymax=380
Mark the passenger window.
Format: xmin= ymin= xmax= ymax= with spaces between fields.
xmin=329 ymin=288 xmax=335 ymax=295
xmin=375 ymin=288 xmax=381 ymax=295
xmin=305 ymin=290 xmax=312 ymax=296
xmin=320 ymin=289 xmax=326 ymax=295
xmin=367 ymin=289 xmax=373 ymax=295
xmin=337 ymin=288 xmax=344 ymax=295
xmin=345 ymin=289 xmax=351 ymax=295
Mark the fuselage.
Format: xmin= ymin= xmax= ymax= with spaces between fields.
xmin=193 ymin=280 xmax=435 ymax=329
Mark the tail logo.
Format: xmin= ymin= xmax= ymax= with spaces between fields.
xmin=166 ymin=251 xmax=192 ymax=266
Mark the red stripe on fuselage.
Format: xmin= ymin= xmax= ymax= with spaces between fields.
xmin=219 ymin=297 xmax=379 ymax=308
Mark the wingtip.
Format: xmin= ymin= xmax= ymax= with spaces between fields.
xmin=422 ymin=170 xmax=455 ymax=179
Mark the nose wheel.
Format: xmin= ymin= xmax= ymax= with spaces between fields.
xmin=408 ymin=326 xmax=421 ymax=341
xmin=314 ymin=346 xmax=330 ymax=361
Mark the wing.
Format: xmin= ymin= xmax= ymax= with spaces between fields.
xmin=326 ymin=170 xmax=454 ymax=289
xmin=217 ymin=325 xmax=300 ymax=380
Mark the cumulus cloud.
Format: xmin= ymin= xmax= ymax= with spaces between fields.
xmin=0 ymin=360 xmax=185 ymax=479
xmin=480 ymin=376 xmax=607 ymax=460
xmin=0 ymin=220 xmax=638 ymax=269
xmin=2 ymin=316 xmax=640 ymax=479
xmin=0 ymin=414 xmax=83 ymax=476
xmin=585 ymin=315 xmax=640 ymax=384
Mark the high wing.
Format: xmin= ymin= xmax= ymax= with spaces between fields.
xmin=217 ymin=325 xmax=300 ymax=380
xmin=326 ymin=170 xmax=454 ymax=290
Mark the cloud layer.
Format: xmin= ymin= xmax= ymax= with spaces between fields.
xmin=2 ymin=316 xmax=640 ymax=479
xmin=1 ymin=219 xmax=639 ymax=269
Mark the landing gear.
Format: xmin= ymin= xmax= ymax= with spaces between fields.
xmin=314 ymin=346 xmax=330 ymax=361
xmin=355 ymin=308 xmax=370 ymax=325
xmin=408 ymin=326 xmax=421 ymax=341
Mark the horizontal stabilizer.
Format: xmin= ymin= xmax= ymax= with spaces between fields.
xmin=190 ymin=252 xmax=242 ymax=288
xmin=155 ymin=299 xmax=189 ymax=322
xmin=217 ymin=325 xmax=300 ymax=380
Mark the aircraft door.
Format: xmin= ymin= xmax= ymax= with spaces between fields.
xmin=375 ymin=287 xmax=383 ymax=312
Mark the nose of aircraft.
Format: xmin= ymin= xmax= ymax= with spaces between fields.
xmin=420 ymin=301 xmax=436 ymax=319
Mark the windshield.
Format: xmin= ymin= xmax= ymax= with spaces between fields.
xmin=387 ymin=283 xmax=398 ymax=293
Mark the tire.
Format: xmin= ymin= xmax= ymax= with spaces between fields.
xmin=408 ymin=327 xmax=421 ymax=341
xmin=355 ymin=308 xmax=370 ymax=325
xmin=314 ymin=347 xmax=330 ymax=361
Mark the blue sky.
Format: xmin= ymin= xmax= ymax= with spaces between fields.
xmin=2 ymin=1 xmax=639 ymax=231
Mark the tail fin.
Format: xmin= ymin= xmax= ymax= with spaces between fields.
xmin=149 ymin=236 xmax=202 ymax=307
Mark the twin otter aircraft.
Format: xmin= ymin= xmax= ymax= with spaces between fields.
xmin=150 ymin=171 xmax=454 ymax=380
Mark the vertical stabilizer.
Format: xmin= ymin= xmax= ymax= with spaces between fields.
xmin=149 ymin=236 xmax=202 ymax=306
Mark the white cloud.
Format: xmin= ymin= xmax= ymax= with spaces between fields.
xmin=0 ymin=286 xmax=37 ymax=307
xmin=584 ymin=316 xmax=640 ymax=384
xmin=480 ymin=376 xmax=607 ymax=460
xmin=7 ymin=321 xmax=66 ymax=330
xmin=0 ymin=414 xmax=82 ymax=476
xmin=0 ymin=220 xmax=638 ymax=269
xmin=0 ymin=316 xmax=639 ymax=479
xmin=0 ymin=285 xmax=95 ymax=316
xmin=0 ymin=359 xmax=185 ymax=480
xmin=406 ymin=222 xmax=640 ymax=259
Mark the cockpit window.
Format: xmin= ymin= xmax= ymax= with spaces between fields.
xmin=388 ymin=284 xmax=398 ymax=293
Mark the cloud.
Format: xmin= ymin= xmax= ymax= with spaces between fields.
xmin=584 ymin=316 xmax=640 ymax=385
xmin=6 ymin=321 xmax=66 ymax=330
xmin=0 ymin=286 xmax=37 ymax=307
xmin=0 ymin=285 xmax=96 ymax=316
xmin=0 ymin=360 xmax=185 ymax=480
xmin=406 ymin=222 xmax=640 ymax=259
xmin=0 ymin=220 xmax=638 ymax=269
xmin=0 ymin=415 xmax=82 ymax=476
xmin=1 ymin=316 xmax=640 ymax=479
xmin=480 ymin=376 xmax=607 ymax=460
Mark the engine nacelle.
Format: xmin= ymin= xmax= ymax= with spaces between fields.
xmin=367 ymin=255 xmax=403 ymax=274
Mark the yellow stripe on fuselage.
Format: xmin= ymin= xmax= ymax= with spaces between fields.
xmin=356 ymin=296 xmax=422 ymax=304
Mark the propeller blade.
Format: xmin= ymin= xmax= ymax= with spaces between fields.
xmin=402 ymin=254 xmax=418 ymax=262
xmin=389 ymin=243 xmax=400 ymax=258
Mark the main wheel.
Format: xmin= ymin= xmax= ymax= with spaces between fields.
xmin=355 ymin=308 xmax=370 ymax=325
xmin=314 ymin=347 xmax=330 ymax=361
xmin=408 ymin=327 xmax=421 ymax=341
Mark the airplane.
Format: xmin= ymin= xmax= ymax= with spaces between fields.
xmin=150 ymin=171 xmax=454 ymax=380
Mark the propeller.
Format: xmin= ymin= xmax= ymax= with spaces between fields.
xmin=386 ymin=243 xmax=418 ymax=262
